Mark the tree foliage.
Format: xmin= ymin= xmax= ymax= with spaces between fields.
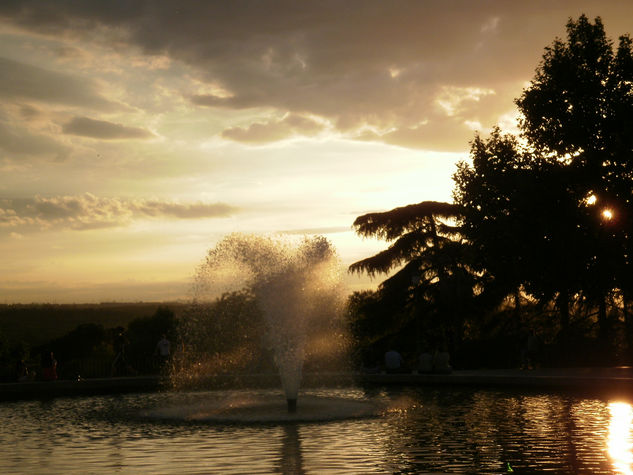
xmin=349 ymin=201 xmax=476 ymax=360
xmin=127 ymin=305 xmax=177 ymax=362
xmin=349 ymin=201 xmax=460 ymax=277
xmin=350 ymin=15 xmax=633 ymax=367
xmin=455 ymin=15 xmax=633 ymax=355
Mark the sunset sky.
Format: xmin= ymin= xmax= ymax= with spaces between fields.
xmin=2 ymin=1 xmax=632 ymax=303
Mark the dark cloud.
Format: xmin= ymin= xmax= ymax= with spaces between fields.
xmin=0 ymin=194 xmax=239 ymax=231
xmin=62 ymin=116 xmax=155 ymax=140
xmin=2 ymin=1 xmax=633 ymax=150
xmin=0 ymin=57 xmax=118 ymax=109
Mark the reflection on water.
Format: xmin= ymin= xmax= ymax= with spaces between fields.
xmin=278 ymin=425 xmax=304 ymax=475
xmin=609 ymin=402 xmax=633 ymax=474
xmin=1 ymin=387 xmax=633 ymax=473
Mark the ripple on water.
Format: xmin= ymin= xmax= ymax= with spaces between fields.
xmin=0 ymin=387 xmax=630 ymax=473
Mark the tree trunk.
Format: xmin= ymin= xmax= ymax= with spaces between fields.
xmin=624 ymin=295 xmax=633 ymax=364
xmin=597 ymin=297 xmax=608 ymax=339
xmin=513 ymin=289 xmax=522 ymax=335
xmin=597 ymin=296 xmax=610 ymax=364
xmin=557 ymin=289 xmax=571 ymax=366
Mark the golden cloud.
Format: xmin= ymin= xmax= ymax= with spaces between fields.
xmin=0 ymin=194 xmax=239 ymax=231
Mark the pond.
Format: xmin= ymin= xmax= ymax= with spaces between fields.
xmin=0 ymin=386 xmax=631 ymax=474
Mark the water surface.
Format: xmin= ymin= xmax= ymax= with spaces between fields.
xmin=1 ymin=386 xmax=631 ymax=473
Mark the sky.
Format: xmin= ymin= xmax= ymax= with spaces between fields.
xmin=2 ymin=1 xmax=633 ymax=303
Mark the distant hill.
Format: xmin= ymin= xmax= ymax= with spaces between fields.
xmin=0 ymin=302 xmax=189 ymax=347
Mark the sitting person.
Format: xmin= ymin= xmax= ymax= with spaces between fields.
xmin=384 ymin=349 xmax=407 ymax=373
xmin=418 ymin=351 xmax=434 ymax=373
xmin=433 ymin=349 xmax=452 ymax=374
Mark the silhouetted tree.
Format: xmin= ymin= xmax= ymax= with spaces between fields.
xmin=349 ymin=201 xmax=476 ymax=359
xmin=346 ymin=289 xmax=412 ymax=367
xmin=50 ymin=323 xmax=106 ymax=362
xmin=127 ymin=305 xmax=177 ymax=370
xmin=517 ymin=15 xmax=633 ymax=341
xmin=456 ymin=15 xmax=633 ymax=361
xmin=454 ymin=130 xmax=591 ymax=333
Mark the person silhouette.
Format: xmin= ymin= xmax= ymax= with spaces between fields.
xmin=155 ymin=334 xmax=171 ymax=368
xmin=16 ymin=359 xmax=29 ymax=382
xmin=385 ymin=349 xmax=406 ymax=373
xmin=41 ymin=351 xmax=58 ymax=381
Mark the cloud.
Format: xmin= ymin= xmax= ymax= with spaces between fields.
xmin=358 ymin=118 xmax=479 ymax=152
xmin=0 ymin=120 xmax=69 ymax=159
xmin=62 ymin=116 xmax=155 ymax=140
xmin=131 ymin=201 xmax=238 ymax=219
xmin=280 ymin=226 xmax=350 ymax=235
xmin=221 ymin=113 xmax=326 ymax=144
xmin=0 ymin=57 xmax=118 ymax=110
xmin=2 ymin=1 xmax=633 ymax=151
xmin=435 ymin=86 xmax=496 ymax=117
xmin=0 ymin=194 xmax=239 ymax=231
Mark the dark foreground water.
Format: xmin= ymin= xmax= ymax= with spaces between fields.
xmin=1 ymin=386 xmax=631 ymax=474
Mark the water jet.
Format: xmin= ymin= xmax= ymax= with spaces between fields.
xmin=176 ymin=233 xmax=350 ymax=418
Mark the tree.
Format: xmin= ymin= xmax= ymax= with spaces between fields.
xmin=456 ymin=15 xmax=633 ymax=359
xmin=519 ymin=15 xmax=633 ymax=346
xmin=346 ymin=289 xmax=402 ymax=367
xmin=349 ymin=201 xmax=475 ymax=358
xmin=127 ymin=305 xmax=177 ymax=368
xmin=454 ymin=129 xmax=592 ymax=332
xmin=50 ymin=323 xmax=106 ymax=362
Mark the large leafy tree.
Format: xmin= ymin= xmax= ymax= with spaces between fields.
xmin=455 ymin=129 xmax=595 ymax=334
xmin=349 ymin=201 xmax=474 ymax=355
xmin=517 ymin=15 xmax=633 ymax=334
xmin=456 ymin=15 xmax=633 ymax=352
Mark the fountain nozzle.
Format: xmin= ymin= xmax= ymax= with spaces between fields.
xmin=287 ymin=398 xmax=297 ymax=413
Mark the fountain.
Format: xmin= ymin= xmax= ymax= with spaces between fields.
xmin=1 ymin=240 xmax=626 ymax=472
xmin=173 ymin=233 xmax=359 ymax=418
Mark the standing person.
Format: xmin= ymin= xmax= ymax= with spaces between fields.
xmin=155 ymin=334 xmax=170 ymax=369
xmin=16 ymin=359 xmax=29 ymax=382
xmin=111 ymin=327 xmax=130 ymax=376
xmin=521 ymin=330 xmax=541 ymax=370
xmin=41 ymin=351 xmax=58 ymax=381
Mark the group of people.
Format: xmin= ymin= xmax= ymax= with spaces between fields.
xmin=14 ymin=351 xmax=57 ymax=382
xmin=110 ymin=329 xmax=171 ymax=376
xmin=383 ymin=348 xmax=452 ymax=374
xmin=13 ymin=332 xmax=171 ymax=382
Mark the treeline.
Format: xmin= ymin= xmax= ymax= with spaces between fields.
xmin=346 ymin=16 xmax=633 ymax=370
xmin=0 ymin=303 xmax=182 ymax=381
xmin=0 ymin=302 xmax=186 ymax=346
xmin=0 ymin=293 xmax=351 ymax=383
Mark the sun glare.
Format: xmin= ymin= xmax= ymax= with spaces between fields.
xmin=608 ymin=402 xmax=633 ymax=474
